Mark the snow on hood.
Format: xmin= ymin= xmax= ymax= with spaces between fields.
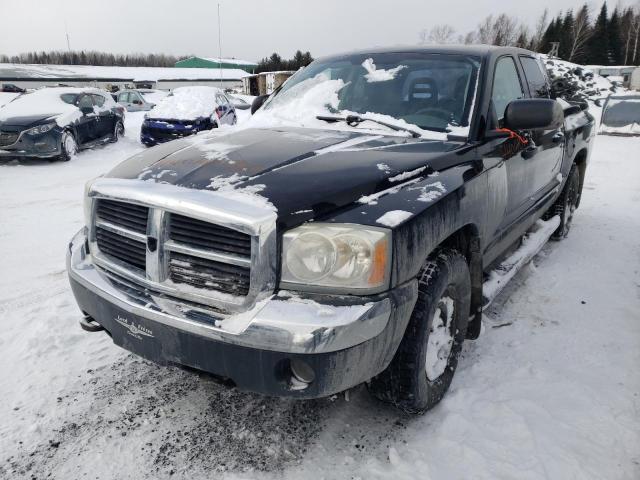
xmin=247 ymin=72 xmax=448 ymax=141
xmin=0 ymin=87 xmax=90 ymax=126
xmin=149 ymin=86 xmax=222 ymax=121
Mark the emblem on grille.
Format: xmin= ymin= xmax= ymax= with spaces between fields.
xmin=115 ymin=315 xmax=154 ymax=340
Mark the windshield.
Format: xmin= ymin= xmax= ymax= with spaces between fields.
xmin=261 ymin=52 xmax=481 ymax=136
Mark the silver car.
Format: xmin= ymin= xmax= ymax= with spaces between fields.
xmin=115 ymin=89 xmax=168 ymax=112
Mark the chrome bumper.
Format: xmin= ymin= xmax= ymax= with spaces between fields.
xmin=67 ymin=228 xmax=392 ymax=354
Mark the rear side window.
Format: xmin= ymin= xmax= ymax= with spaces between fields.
xmin=520 ymin=56 xmax=549 ymax=98
xmin=60 ymin=93 xmax=78 ymax=105
xmin=118 ymin=92 xmax=130 ymax=103
xmin=91 ymin=94 xmax=106 ymax=107
xmin=491 ymin=56 xmax=524 ymax=122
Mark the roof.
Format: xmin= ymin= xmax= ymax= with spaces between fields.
xmin=199 ymin=57 xmax=258 ymax=66
xmin=316 ymin=44 xmax=535 ymax=62
xmin=0 ymin=63 xmax=251 ymax=82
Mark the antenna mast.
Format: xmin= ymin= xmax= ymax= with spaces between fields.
xmin=218 ymin=3 xmax=223 ymax=88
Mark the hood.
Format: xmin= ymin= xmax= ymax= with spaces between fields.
xmin=107 ymin=127 xmax=464 ymax=226
xmin=0 ymin=114 xmax=59 ymax=129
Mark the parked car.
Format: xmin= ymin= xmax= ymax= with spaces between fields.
xmin=140 ymin=86 xmax=237 ymax=146
xmin=2 ymin=83 xmax=25 ymax=93
xmin=0 ymin=87 xmax=125 ymax=161
xmin=67 ymin=46 xmax=594 ymax=413
xmin=599 ymin=94 xmax=640 ymax=135
xmin=115 ymin=89 xmax=168 ymax=112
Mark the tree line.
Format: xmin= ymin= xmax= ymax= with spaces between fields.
xmin=255 ymin=50 xmax=314 ymax=73
xmin=0 ymin=51 xmax=190 ymax=67
xmin=420 ymin=1 xmax=640 ymax=65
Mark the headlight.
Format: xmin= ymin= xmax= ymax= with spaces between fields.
xmin=25 ymin=122 xmax=56 ymax=135
xmin=281 ymin=223 xmax=391 ymax=293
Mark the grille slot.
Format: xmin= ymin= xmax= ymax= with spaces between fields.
xmin=0 ymin=131 xmax=19 ymax=147
xmin=169 ymin=252 xmax=250 ymax=296
xmin=169 ymin=214 xmax=251 ymax=258
xmin=96 ymin=227 xmax=146 ymax=271
xmin=96 ymin=199 xmax=149 ymax=234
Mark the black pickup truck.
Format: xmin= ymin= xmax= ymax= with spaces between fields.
xmin=67 ymin=46 xmax=594 ymax=413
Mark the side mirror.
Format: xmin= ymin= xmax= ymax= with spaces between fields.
xmin=133 ymin=99 xmax=142 ymax=105
xmin=251 ymin=94 xmax=269 ymax=114
xmin=504 ymin=99 xmax=563 ymax=130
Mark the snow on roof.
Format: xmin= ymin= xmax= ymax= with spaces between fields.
xmin=0 ymin=63 xmax=250 ymax=82
xmin=148 ymin=86 xmax=224 ymax=120
xmin=0 ymin=86 xmax=112 ymax=125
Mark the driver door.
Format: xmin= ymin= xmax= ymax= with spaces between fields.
xmin=75 ymin=94 xmax=100 ymax=144
xmin=490 ymin=56 xmax=534 ymax=230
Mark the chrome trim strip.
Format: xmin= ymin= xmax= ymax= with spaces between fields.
xmin=69 ymin=229 xmax=392 ymax=354
xmin=164 ymin=240 xmax=251 ymax=267
xmin=95 ymin=220 xmax=146 ymax=242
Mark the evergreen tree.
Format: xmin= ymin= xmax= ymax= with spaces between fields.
xmin=559 ymin=10 xmax=575 ymax=59
xmin=588 ymin=3 xmax=610 ymax=65
xmin=607 ymin=8 xmax=623 ymax=64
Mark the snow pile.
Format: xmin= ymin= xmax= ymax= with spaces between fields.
xmin=149 ymin=86 xmax=223 ymax=120
xmin=139 ymin=89 xmax=168 ymax=105
xmin=362 ymin=58 xmax=406 ymax=83
xmin=376 ymin=210 xmax=412 ymax=227
xmin=543 ymin=55 xmax=617 ymax=101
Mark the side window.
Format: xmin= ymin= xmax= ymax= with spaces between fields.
xmin=520 ymin=56 xmax=549 ymax=98
xmin=118 ymin=92 xmax=129 ymax=103
xmin=77 ymin=94 xmax=94 ymax=110
xmin=91 ymin=94 xmax=105 ymax=107
xmin=491 ymin=56 xmax=524 ymax=122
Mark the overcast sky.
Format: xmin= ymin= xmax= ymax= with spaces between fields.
xmin=1 ymin=0 xmax=616 ymax=61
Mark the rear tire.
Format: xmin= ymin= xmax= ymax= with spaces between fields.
xmin=58 ymin=131 xmax=78 ymax=162
xmin=368 ymin=249 xmax=471 ymax=414
xmin=549 ymin=164 xmax=580 ymax=240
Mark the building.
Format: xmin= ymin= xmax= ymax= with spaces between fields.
xmin=585 ymin=65 xmax=637 ymax=88
xmin=175 ymin=57 xmax=257 ymax=74
xmin=0 ymin=63 xmax=250 ymax=91
xmin=242 ymin=71 xmax=295 ymax=96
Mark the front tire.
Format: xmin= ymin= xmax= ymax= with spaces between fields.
xmin=368 ymin=249 xmax=471 ymax=414
xmin=58 ymin=131 xmax=78 ymax=162
xmin=110 ymin=120 xmax=125 ymax=143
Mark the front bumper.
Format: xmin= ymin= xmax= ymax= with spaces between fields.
xmin=0 ymin=129 xmax=62 ymax=158
xmin=67 ymin=228 xmax=418 ymax=398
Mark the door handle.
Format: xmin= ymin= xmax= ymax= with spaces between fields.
xmin=552 ymin=132 xmax=565 ymax=143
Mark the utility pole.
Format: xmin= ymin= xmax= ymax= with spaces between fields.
xmin=218 ymin=2 xmax=223 ymax=89
xmin=64 ymin=18 xmax=71 ymax=52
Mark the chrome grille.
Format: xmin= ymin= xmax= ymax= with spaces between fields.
xmin=87 ymin=180 xmax=276 ymax=314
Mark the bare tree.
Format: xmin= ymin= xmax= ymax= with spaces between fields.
xmin=568 ymin=5 xmax=593 ymax=61
xmin=531 ymin=9 xmax=549 ymax=51
xmin=419 ymin=24 xmax=456 ymax=44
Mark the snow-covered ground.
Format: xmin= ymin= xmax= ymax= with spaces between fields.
xmin=1 ymin=110 xmax=639 ymax=479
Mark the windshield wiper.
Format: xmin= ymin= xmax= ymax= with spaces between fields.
xmin=316 ymin=114 xmax=422 ymax=138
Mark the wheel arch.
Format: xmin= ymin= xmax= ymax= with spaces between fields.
xmin=572 ymin=148 xmax=588 ymax=208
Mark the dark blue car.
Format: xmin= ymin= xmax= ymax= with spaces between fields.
xmin=141 ymin=86 xmax=236 ymax=146
xmin=0 ymin=87 xmax=125 ymax=162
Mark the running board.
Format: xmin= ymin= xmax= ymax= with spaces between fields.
xmin=482 ymin=216 xmax=561 ymax=309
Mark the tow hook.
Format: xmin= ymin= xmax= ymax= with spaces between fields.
xmin=79 ymin=314 xmax=104 ymax=332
